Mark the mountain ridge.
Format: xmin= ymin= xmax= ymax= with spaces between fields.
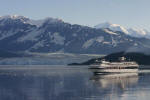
xmin=0 ymin=15 xmax=150 ymax=54
xmin=95 ymin=22 xmax=150 ymax=39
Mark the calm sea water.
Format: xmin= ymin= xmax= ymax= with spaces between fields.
xmin=0 ymin=65 xmax=149 ymax=100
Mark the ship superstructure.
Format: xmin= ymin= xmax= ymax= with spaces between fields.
xmin=89 ymin=57 xmax=139 ymax=73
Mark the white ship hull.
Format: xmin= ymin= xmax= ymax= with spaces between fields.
xmin=90 ymin=68 xmax=138 ymax=73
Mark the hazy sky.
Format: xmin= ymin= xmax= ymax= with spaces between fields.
xmin=0 ymin=0 xmax=150 ymax=30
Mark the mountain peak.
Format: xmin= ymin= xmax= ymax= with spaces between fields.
xmin=95 ymin=22 xmax=129 ymax=34
xmin=127 ymin=28 xmax=150 ymax=38
xmin=0 ymin=15 xmax=64 ymax=27
xmin=95 ymin=22 xmax=121 ymax=28
xmin=0 ymin=15 xmax=31 ymax=25
xmin=28 ymin=17 xmax=64 ymax=27
xmin=95 ymin=22 xmax=150 ymax=39
xmin=44 ymin=17 xmax=63 ymax=22
xmin=0 ymin=15 xmax=29 ymax=20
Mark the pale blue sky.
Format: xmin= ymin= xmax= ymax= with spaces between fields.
xmin=0 ymin=0 xmax=150 ymax=30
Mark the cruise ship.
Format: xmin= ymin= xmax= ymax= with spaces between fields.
xmin=89 ymin=57 xmax=139 ymax=73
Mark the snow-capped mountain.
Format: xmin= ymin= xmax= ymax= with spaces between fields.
xmin=95 ymin=22 xmax=150 ymax=39
xmin=0 ymin=15 xmax=150 ymax=54
xmin=95 ymin=22 xmax=129 ymax=34
xmin=0 ymin=15 xmax=63 ymax=27
xmin=128 ymin=28 xmax=150 ymax=38
xmin=0 ymin=15 xmax=29 ymax=21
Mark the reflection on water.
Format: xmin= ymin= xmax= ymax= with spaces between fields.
xmin=91 ymin=73 xmax=138 ymax=90
xmin=0 ymin=66 xmax=149 ymax=100
xmin=90 ymin=73 xmax=139 ymax=100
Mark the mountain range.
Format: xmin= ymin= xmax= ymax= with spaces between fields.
xmin=95 ymin=22 xmax=150 ymax=39
xmin=0 ymin=15 xmax=150 ymax=54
